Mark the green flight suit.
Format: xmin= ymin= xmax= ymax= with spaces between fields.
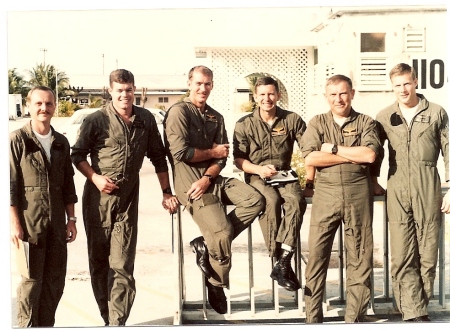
xmin=71 ymin=103 xmax=168 ymax=325
xmin=164 ymin=98 xmax=264 ymax=288
xmin=233 ymin=106 xmax=307 ymax=256
xmin=376 ymin=94 xmax=449 ymax=320
xmin=10 ymin=121 xmax=78 ymax=327
xmin=300 ymin=109 xmax=381 ymax=323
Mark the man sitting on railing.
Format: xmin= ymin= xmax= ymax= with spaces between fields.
xmin=163 ymin=65 xmax=264 ymax=315
xmin=233 ymin=76 xmax=314 ymax=291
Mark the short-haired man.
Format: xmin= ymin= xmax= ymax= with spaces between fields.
xmin=10 ymin=86 xmax=78 ymax=327
xmin=233 ymin=76 xmax=313 ymax=291
xmin=301 ymin=74 xmax=381 ymax=323
xmin=71 ymin=69 xmax=178 ymax=326
xmin=374 ymin=63 xmax=449 ymax=322
xmin=164 ymin=65 xmax=264 ymax=314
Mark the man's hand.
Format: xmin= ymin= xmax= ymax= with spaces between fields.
xmin=210 ymin=143 xmax=230 ymax=159
xmin=372 ymin=181 xmax=386 ymax=196
xmin=162 ymin=194 xmax=179 ymax=214
xmin=303 ymin=187 xmax=314 ymax=197
xmin=258 ymin=164 xmax=278 ymax=180
xmin=441 ymin=190 xmax=450 ymax=214
xmin=10 ymin=206 xmax=23 ymax=249
xmin=66 ymin=221 xmax=77 ymax=243
xmin=91 ymin=173 xmax=119 ymax=194
xmin=10 ymin=219 xmax=24 ymax=249
xmin=186 ymin=177 xmax=211 ymax=201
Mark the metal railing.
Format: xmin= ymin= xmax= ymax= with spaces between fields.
xmin=172 ymin=188 xmax=449 ymax=325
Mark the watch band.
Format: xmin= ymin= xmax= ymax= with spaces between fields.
xmin=68 ymin=216 xmax=77 ymax=222
xmin=162 ymin=187 xmax=172 ymax=194
xmin=203 ymin=174 xmax=214 ymax=183
xmin=331 ymin=144 xmax=338 ymax=155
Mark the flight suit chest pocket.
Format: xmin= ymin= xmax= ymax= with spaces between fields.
xmin=342 ymin=127 xmax=361 ymax=146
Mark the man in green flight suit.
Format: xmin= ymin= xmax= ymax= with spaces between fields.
xmin=164 ymin=65 xmax=264 ymax=314
xmin=233 ymin=76 xmax=314 ymax=291
xmin=374 ymin=63 xmax=450 ymax=322
xmin=10 ymin=86 xmax=78 ymax=327
xmin=71 ymin=69 xmax=179 ymax=326
xmin=301 ymin=74 xmax=381 ymax=323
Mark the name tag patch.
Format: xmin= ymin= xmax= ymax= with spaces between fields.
xmin=414 ymin=115 xmax=430 ymax=123
xmin=342 ymin=127 xmax=358 ymax=137
xmin=271 ymin=126 xmax=286 ymax=136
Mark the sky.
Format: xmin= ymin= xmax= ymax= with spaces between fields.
xmin=3 ymin=0 xmax=446 ymax=82
xmin=1 ymin=1 xmax=448 ymax=330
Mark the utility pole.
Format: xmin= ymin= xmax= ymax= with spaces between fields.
xmin=40 ymin=48 xmax=47 ymax=66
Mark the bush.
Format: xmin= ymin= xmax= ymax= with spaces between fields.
xmin=290 ymin=150 xmax=306 ymax=187
xmin=57 ymin=100 xmax=79 ymax=117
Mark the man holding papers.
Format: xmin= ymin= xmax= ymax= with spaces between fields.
xmin=233 ymin=76 xmax=314 ymax=291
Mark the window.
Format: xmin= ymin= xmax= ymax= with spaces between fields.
xmin=404 ymin=27 xmax=425 ymax=52
xmin=158 ymin=97 xmax=169 ymax=103
xmin=358 ymin=33 xmax=389 ymax=91
xmin=360 ymin=33 xmax=386 ymax=53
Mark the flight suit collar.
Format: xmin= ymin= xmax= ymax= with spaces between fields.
xmin=253 ymin=106 xmax=284 ymax=123
xmin=326 ymin=108 xmax=358 ymax=127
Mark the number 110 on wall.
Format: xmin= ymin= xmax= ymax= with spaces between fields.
xmin=413 ymin=59 xmax=445 ymax=89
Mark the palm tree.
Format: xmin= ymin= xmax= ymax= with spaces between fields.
xmin=87 ymin=94 xmax=103 ymax=108
xmin=27 ymin=63 xmax=70 ymax=99
xmin=8 ymin=68 xmax=29 ymax=105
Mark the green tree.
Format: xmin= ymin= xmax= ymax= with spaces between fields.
xmin=87 ymin=94 xmax=103 ymax=108
xmin=27 ymin=63 xmax=70 ymax=99
xmin=8 ymin=68 xmax=29 ymax=105
xmin=57 ymin=99 xmax=79 ymax=117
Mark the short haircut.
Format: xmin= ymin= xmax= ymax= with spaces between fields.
xmin=188 ymin=65 xmax=213 ymax=80
xmin=325 ymin=74 xmax=353 ymax=90
xmin=389 ymin=63 xmax=417 ymax=81
xmin=109 ymin=69 xmax=135 ymax=86
xmin=26 ymin=86 xmax=56 ymax=103
xmin=254 ymin=76 xmax=280 ymax=93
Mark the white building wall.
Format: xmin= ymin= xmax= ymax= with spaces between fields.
xmin=311 ymin=8 xmax=447 ymax=121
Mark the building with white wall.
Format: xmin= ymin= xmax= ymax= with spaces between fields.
xmin=193 ymin=5 xmax=447 ymax=175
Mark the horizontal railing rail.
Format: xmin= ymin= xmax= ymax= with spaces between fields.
xmin=173 ymin=187 xmax=448 ymax=325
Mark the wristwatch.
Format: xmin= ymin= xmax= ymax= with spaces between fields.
xmin=67 ymin=216 xmax=77 ymax=223
xmin=305 ymin=183 xmax=314 ymax=189
xmin=203 ymin=174 xmax=214 ymax=183
xmin=331 ymin=144 xmax=338 ymax=155
xmin=162 ymin=187 xmax=172 ymax=195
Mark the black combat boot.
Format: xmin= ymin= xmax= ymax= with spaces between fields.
xmin=205 ymin=277 xmax=227 ymax=314
xmin=270 ymin=249 xmax=300 ymax=291
xmin=190 ymin=236 xmax=214 ymax=279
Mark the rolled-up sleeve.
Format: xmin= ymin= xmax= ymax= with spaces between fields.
xmin=165 ymin=105 xmax=196 ymax=162
xmin=360 ymin=118 xmax=381 ymax=156
xmin=300 ymin=117 xmax=322 ymax=159
xmin=146 ymin=114 xmax=169 ymax=173
xmin=232 ymin=120 xmax=249 ymax=161
xmin=70 ymin=118 xmax=94 ymax=166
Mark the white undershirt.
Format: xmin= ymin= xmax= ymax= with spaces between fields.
xmin=400 ymin=104 xmax=420 ymax=126
xmin=33 ymin=129 xmax=52 ymax=162
xmin=333 ymin=115 xmax=347 ymax=127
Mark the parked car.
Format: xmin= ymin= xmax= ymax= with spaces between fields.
xmin=146 ymin=108 xmax=166 ymax=137
xmin=60 ymin=108 xmax=100 ymax=146
xmin=61 ymin=107 xmax=166 ymax=146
